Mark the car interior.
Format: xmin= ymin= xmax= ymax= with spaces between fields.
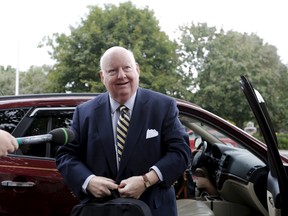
xmin=176 ymin=114 xmax=269 ymax=216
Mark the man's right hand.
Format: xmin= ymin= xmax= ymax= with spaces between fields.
xmin=87 ymin=176 xmax=118 ymax=198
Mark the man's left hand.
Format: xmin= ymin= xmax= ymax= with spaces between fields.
xmin=118 ymin=176 xmax=146 ymax=199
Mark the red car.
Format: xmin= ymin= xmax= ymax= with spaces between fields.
xmin=0 ymin=93 xmax=95 ymax=216
xmin=0 ymin=77 xmax=288 ymax=216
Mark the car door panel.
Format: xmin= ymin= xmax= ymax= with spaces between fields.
xmin=0 ymin=156 xmax=78 ymax=216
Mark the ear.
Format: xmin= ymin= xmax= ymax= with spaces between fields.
xmin=99 ymin=70 xmax=105 ymax=84
xmin=136 ymin=63 xmax=140 ymax=76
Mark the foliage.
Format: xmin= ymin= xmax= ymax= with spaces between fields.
xmin=0 ymin=66 xmax=16 ymax=96
xmin=177 ymin=23 xmax=218 ymax=99
xmin=42 ymin=1 xmax=188 ymax=97
xmin=20 ymin=66 xmax=51 ymax=94
xmin=277 ymin=134 xmax=288 ymax=149
xmin=0 ymin=65 xmax=51 ymax=95
xmin=254 ymin=133 xmax=288 ymax=150
xmin=177 ymin=22 xmax=288 ymax=129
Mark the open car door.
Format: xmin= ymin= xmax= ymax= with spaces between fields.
xmin=240 ymin=75 xmax=288 ymax=216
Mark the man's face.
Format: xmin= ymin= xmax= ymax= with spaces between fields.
xmin=100 ymin=48 xmax=140 ymax=104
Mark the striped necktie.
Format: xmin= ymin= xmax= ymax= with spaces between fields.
xmin=116 ymin=105 xmax=130 ymax=162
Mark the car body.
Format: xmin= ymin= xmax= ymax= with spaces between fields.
xmin=0 ymin=93 xmax=96 ymax=216
xmin=0 ymin=79 xmax=287 ymax=215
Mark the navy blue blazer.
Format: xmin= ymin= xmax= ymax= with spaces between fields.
xmin=56 ymin=88 xmax=191 ymax=216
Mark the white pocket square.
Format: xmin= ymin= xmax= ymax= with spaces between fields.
xmin=146 ymin=129 xmax=159 ymax=139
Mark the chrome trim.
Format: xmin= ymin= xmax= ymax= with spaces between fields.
xmin=29 ymin=107 xmax=76 ymax=117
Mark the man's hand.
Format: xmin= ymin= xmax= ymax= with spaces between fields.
xmin=118 ymin=176 xmax=146 ymax=199
xmin=87 ymin=176 xmax=118 ymax=198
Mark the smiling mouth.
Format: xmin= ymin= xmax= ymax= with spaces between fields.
xmin=117 ymin=82 xmax=129 ymax=86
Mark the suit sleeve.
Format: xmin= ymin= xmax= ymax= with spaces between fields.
xmin=55 ymin=106 xmax=94 ymax=197
xmin=154 ymin=99 xmax=191 ymax=187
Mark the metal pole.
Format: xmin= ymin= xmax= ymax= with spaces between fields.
xmin=15 ymin=36 xmax=19 ymax=95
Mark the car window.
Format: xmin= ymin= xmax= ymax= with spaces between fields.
xmin=18 ymin=109 xmax=74 ymax=158
xmin=0 ymin=108 xmax=30 ymax=133
xmin=179 ymin=114 xmax=242 ymax=150
xmin=20 ymin=116 xmax=49 ymax=157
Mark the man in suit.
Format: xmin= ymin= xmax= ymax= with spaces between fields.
xmin=56 ymin=46 xmax=191 ymax=216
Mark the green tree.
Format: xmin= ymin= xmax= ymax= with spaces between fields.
xmin=177 ymin=23 xmax=218 ymax=101
xmin=42 ymin=1 xmax=187 ymax=97
xmin=0 ymin=65 xmax=52 ymax=95
xmin=178 ymin=23 xmax=287 ymax=130
xmin=20 ymin=66 xmax=50 ymax=94
xmin=274 ymin=65 xmax=288 ymax=132
xmin=0 ymin=66 xmax=16 ymax=96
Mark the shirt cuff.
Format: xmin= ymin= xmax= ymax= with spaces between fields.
xmin=82 ymin=174 xmax=96 ymax=193
xmin=151 ymin=165 xmax=163 ymax=182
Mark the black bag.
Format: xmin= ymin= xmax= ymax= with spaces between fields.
xmin=71 ymin=198 xmax=152 ymax=216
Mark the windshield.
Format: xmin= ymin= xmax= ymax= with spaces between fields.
xmin=179 ymin=114 xmax=242 ymax=151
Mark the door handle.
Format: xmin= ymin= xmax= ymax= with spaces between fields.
xmin=1 ymin=180 xmax=35 ymax=188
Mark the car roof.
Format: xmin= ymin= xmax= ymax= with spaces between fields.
xmin=0 ymin=93 xmax=99 ymax=108
xmin=0 ymin=93 xmax=200 ymax=109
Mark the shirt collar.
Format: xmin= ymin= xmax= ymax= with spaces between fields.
xmin=110 ymin=91 xmax=137 ymax=114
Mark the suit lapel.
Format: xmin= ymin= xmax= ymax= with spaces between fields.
xmin=117 ymin=89 xmax=149 ymax=177
xmin=95 ymin=93 xmax=117 ymax=178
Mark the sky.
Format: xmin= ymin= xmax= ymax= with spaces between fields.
xmin=0 ymin=0 xmax=287 ymax=71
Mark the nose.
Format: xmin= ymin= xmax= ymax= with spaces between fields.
xmin=117 ymin=68 xmax=126 ymax=79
